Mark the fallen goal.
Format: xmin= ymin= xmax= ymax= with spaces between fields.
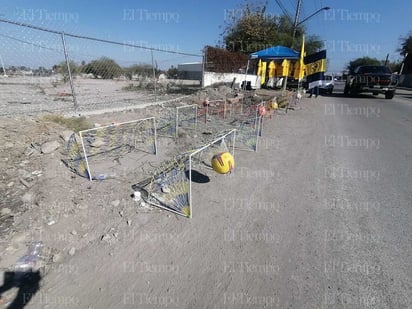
xmin=131 ymin=129 xmax=236 ymax=218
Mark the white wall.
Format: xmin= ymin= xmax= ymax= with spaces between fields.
xmin=203 ymin=71 xmax=260 ymax=89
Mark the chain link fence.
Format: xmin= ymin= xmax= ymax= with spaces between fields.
xmin=0 ymin=18 xmax=202 ymax=116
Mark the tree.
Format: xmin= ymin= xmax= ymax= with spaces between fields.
xmin=53 ymin=61 xmax=78 ymax=74
xmin=83 ymin=57 xmax=122 ymax=79
xmin=398 ymin=32 xmax=412 ymax=56
xmin=34 ymin=66 xmax=52 ymax=76
xmin=166 ymin=65 xmax=178 ymax=79
xmin=124 ymin=64 xmax=157 ymax=79
xmin=304 ymin=35 xmax=324 ymax=55
xmin=220 ymin=0 xmax=323 ymax=55
xmin=205 ymin=46 xmax=249 ymax=73
xmin=53 ymin=61 xmax=79 ymax=81
xmin=346 ymin=57 xmax=381 ymax=74
xmin=398 ymin=32 xmax=412 ymax=74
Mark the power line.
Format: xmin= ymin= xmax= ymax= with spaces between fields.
xmin=274 ymin=0 xmax=293 ymax=21
xmin=286 ymin=0 xmax=298 ymax=14
xmin=0 ymin=18 xmax=202 ymax=58
xmin=293 ymin=0 xmax=302 ymax=30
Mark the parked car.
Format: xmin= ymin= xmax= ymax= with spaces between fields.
xmin=319 ymin=75 xmax=334 ymax=94
xmin=344 ymin=65 xmax=398 ymax=99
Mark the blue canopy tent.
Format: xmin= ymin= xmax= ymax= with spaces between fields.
xmin=244 ymin=45 xmax=300 ymax=90
xmin=249 ymin=45 xmax=299 ymax=60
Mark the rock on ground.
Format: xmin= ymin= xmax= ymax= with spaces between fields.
xmin=41 ymin=140 xmax=60 ymax=154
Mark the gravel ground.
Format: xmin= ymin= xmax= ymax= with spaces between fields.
xmin=0 ymin=76 xmax=199 ymax=116
xmin=0 ymin=85 xmax=411 ymax=308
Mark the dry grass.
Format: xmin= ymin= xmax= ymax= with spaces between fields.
xmin=40 ymin=114 xmax=92 ymax=132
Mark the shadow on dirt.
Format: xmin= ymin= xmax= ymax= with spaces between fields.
xmin=185 ymin=169 xmax=210 ymax=183
xmin=0 ymin=271 xmax=41 ymax=308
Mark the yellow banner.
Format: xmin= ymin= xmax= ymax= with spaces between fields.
xmin=305 ymin=59 xmax=326 ymax=76
xmin=268 ymin=61 xmax=276 ymax=78
xmin=257 ymin=59 xmax=262 ymax=76
xmin=260 ymin=61 xmax=267 ymax=85
xmin=293 ymin=63 xmax=305 ymax=79
xmin=281 ymin=59 xmax=290 ymax=77
xmin=297 ymin=35 xmax=305 ymax=80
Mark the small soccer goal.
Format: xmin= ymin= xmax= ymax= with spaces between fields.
xmin=78 ymin=117 xmax=157 ymax=181
xmin=156 ymin=104 xmax=198 ymax=139
xmin=131 ymin=129 xmax=236 ymax=218
xmin=176 ymin=104 xmax=197 ymax=137
xmin=236 ymin=116 xmax=262 ymax=152
xmin=194 ymin=99 xmax=263 ymax=152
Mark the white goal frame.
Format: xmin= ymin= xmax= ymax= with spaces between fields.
xmin=176 ymin=104 xmax=198 ymax=139
xmin=188 ymin=129 xmax=236 ymax=218
xmin=78 ymin=117 xmax=157 ymax=181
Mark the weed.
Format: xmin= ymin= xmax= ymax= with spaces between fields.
xmin=40 ymin=114 xmax=91 ymax=132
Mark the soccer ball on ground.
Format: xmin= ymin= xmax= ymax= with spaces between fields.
xmin=211 ymin=152 xmax=235 ymax=174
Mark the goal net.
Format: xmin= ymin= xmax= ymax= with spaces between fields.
xmin=78 ymin=117 xmax=157 ymax=180
xmin=131 ymin=129 xmax=236 ymax=218
xmin=156 ymin=104 xmax=198 ymax=139
xmin=176 ymin=104 xmax=197 ymax=137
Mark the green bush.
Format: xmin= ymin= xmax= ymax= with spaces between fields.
xmin=82 ymin=57 xmax=122 ymax=79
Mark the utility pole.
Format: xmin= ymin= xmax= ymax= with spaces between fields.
xmin=384 ymin=53 xmax=389 ymax=66
xmin=291 ymin=4 xmax=330 ymax=46
xmin=292 ymin=0 xmax=302 ymax=46
xmin=399 ymin=53 xmax=408 ymax=75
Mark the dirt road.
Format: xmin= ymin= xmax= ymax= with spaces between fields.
xmin=1 ymin=91 xmax=411 ymax=308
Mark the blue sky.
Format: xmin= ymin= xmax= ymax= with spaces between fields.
xmin=0 ymin=0 xmax=411 ymax=72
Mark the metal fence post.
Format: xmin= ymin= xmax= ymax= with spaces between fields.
xmin=151 ymin=50 xmax=157 ymax=102
xmin=202 ymin=48 xmax=206 ymax=88
xmin=61 ymin=32 xmax=78 ymax=113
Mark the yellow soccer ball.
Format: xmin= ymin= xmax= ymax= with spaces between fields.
xmin=211 ymin=152 xmax=235 ymax=174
